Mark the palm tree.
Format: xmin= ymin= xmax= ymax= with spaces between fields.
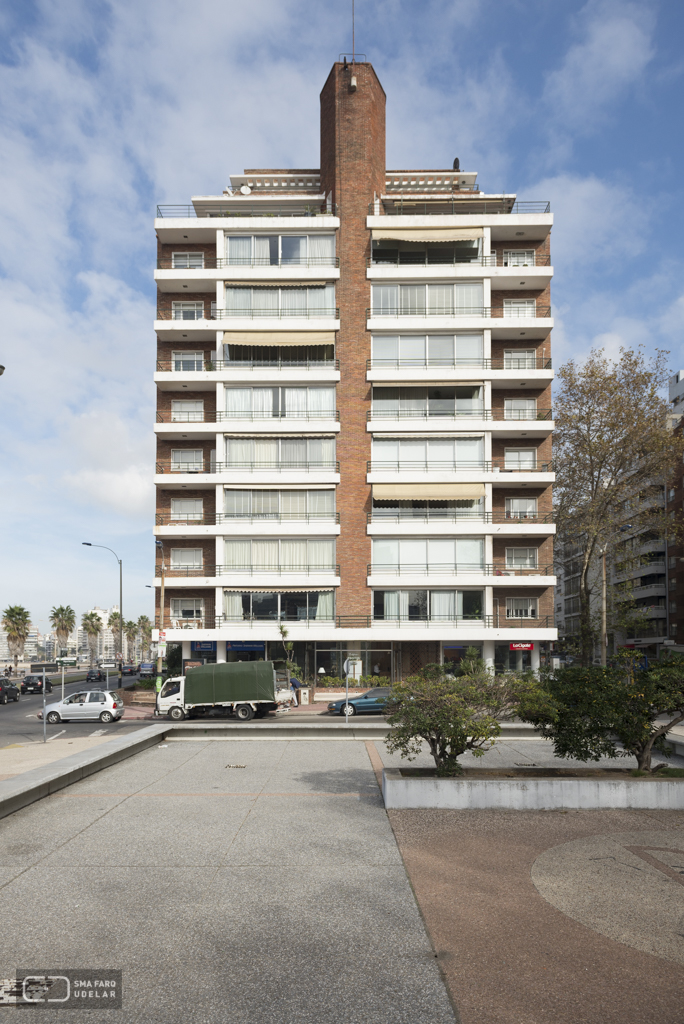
xmin=81 ymin=612 xmax=103 ymax=668
xmin=49 ymin=605 xmax=76 ymax=658
xmin=137 ymin=615 xmax=152 ymax=659
xmin=124 ymin=620 xmax=138 ymax=663
xmin=2 ymin=605 xmax=31 ymax=676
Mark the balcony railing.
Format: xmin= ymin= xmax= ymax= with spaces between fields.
xmin=371 ymin=200 xmax=550 ymax=216
xmin=156 ymin=308 xmax=339 ymax=321
xmin=367 ymin=511 xmax=554 ymax=524
xmin=158 ymin=563 xmax=340 ymax=579
xmin=157 ymin=359 xmax=339 ymax=372
xmin=157 ymin=256 xmax=339 ymax=270
xmin=156 ymin=410 xmax=340 ymax=424
xmin=156 ymin=512 xmax=340 ymax=526
xmin=366 ymin=408 xmax=553 ymax=421
xmin=368 ymin=563 xmax=553 ymax=577
xmin=367 ymin=357 xmax=553 ymax=371
xmin=153 ymin=612 xmax=554 ymax=630
xmin=156 ymin=204 xmax=337 ymax=218
xmin=367 ymin=459 xmax=553 ymax=473
xmin=368 ymin=253 xmax=551 ymax=268
xmin=156 ymin=460 xmax=340 ymax=474
xmin=367 ymin=306 xmax=551 ymax=319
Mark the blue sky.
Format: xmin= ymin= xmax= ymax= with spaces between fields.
xmin=0 ymin=0 xmax=682 ymax=633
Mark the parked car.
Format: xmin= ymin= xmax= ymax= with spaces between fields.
xmin=39 ymin=690 xmax=124 ymax=724
xmin=86 ymin=669 xmax=105 ymax=683
xmin=327 ymin=686 xmax=391 ymax=716
xmin=21 ymin=675 xmax=53 ymax=695
xmin=0 ymin=679 xmax=20 ymax=703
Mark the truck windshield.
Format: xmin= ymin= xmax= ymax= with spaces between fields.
xmin=160 ymin=680 xmax=181 ymax=698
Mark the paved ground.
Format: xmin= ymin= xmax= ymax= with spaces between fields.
xmin=0 ymin=739 xmax=457 ymax=1023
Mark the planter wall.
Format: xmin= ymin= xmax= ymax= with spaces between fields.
xmin=382 ymin=768 xmax=684 ymax=810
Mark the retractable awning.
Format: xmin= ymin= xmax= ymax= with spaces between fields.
xmin=222 ymin=331 xmax=336 ymax=346
xmin=373 ymin=483 xmax=486 ymax=499
xmin=224 ymin=282 xmax=328 ymax=288
xmin=222 ymin=587 xmax=336 ymax=593
xmin=371 ymin=228 xmax=484 ymax=242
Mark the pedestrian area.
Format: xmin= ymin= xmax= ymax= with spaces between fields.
xmin=0 ymin=739 xmax=457 ymax=1024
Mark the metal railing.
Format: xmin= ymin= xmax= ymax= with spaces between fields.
xmin=366 ymin=357 xmax=553 ymax=370
xmin=155 ymin=617 xmax=214 ymax=630
xmin=156 ymin=461 xmax=340 ymax=474
xmin=367 ymin=459 xmax=553 ymax=473
xmin=162 ymin=566 xmax=215 ymax=578
xmin=156 ymin=512 xmax=340 ymax=526
xmin=367 ymin=511 xmax=554 ymax=524
xmin=151 ymin=612 xmax=554 ymax=630
xmin=156 ymin=204 xmax=338 ymax=219
xmin=156 ymin=359 xmax=339 ymax=372
xmin=216 ymin=615 xmax=335 ymax=626
xmin=368 ymin=253 xmax=551 ymax=268
xmin=366 ymin=408 xmax=553 ymax=421
xmin=367 ymin=306 xmax=551 ymax=319
xmin=371 ymin=200 xmax=550 ymax=216
xmin=216 ymin=564 xmax=339 ymax=577
xmin=367 ymin=563 xmax=553 ymax=577
xmin=217 ymin=410 xmax=340 ymax=422
xmin=157 ymin=256 xmax=339 ymax=270
xmin=156 ymin=308 xmax=340 ymax=321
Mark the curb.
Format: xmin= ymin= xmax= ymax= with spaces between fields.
xmin=167 ymin=721 xmax=392 ymax=741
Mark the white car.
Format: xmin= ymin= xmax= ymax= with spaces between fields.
xmin=39 ymin=690 xmax=124 ymax=724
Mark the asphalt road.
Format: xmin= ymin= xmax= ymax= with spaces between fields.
xmin=0 ymin=674 xmax=152 ymax=747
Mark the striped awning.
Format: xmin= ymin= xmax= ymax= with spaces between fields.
xmin=222 ymin=331 xmax=336 ymax=346
xmin=373 ymin=483 xmax=486 ymax=499
xmin=371 ymin=228 xmax=483 ymax=242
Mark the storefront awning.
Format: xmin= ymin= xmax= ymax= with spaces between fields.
xmin=222 ymin=331 xmax=336 ymax=346
xmin=373 ymin=483 xmax=486 ymax=499
xmin=371 ymin=228 xmax=484 ymax=242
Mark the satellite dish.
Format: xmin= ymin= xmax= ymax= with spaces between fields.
xmin=240 ymin=185 xmax=252 ymax=195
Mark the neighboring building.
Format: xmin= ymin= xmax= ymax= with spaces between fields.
xmin=152 ymin=60 xmax=557 ymax=678
xmin=78 ymin=606 xmax=121 ymax=662
xmin=666 ymin=371 xmax=684 ymax=646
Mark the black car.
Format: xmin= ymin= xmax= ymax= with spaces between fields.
xmin=86 ymin=669 xmax=105 ymax=683
xmin=0 ymin=679 xmax=20 ymax=704
xmin=21 ymin=675 xmax=53 ymax=695
xmin=121 ymin=665 xmax=137 ymax=676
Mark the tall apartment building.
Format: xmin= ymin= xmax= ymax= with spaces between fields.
xmin=152 ymin=61 xmax=556 ymax=678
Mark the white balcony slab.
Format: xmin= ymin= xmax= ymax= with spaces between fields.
xmin=217 ymin=418 xmax=341 ymax=434
xmin=155 ymin=266 xmax=340 ymax=292
xmin=155 ymin=215 xmax=340 ymax=244
xmin=212 ymin=572 xmax=341 ymax=588
xmin=366 ymin=416 xmax=553 ymax=437
xmin=366 ymin=572 xmax=555 ymax=588
xmin=155 ymin=470 xmax=340 ymax=488
xmin=366 ymin=469 xmax=555 ymax=486
xmin=157 ymin=623 xmax=557 ymax=643
xmin=366 ymin=366 xmax=554 ymax=386
xmin=366 ymin=265 xmax=552 ymax=290
xmin=155 ymin=521 xmax=341 ymax=538
xmin=155 ymin=367 xmax=340 ymax=390
xmin=366 ymin=213 xmax=553 ymax=240
xmin=367 ymin=520 xmax=555 ymax=536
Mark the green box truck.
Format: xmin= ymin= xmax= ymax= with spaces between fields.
xmin=155 ymin=661 xmax=290 ymax=721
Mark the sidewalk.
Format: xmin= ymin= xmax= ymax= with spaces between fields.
xmin=0 ymin=736 xmax=125 ymax=781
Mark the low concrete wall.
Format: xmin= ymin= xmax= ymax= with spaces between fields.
xmin=167 ymin=721 xmax=391 ymax=741
xmin=382 ymin=768 xmax=684 ymax=810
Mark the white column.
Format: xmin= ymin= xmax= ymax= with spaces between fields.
xmin=482 ymin=227 xmax=491 ymax=259
xmin=182 ymin=640 xmax=192 ymax=663
xmin=483 ymin=639 xmax=495 ymax=673
xmin=483 ymin=277 xmax=491 ymax=314
xmin=217 ymin=641 xmax=227 ymax=663
xmin=483 ymin=328 xmax=491 ymax=361
xmin=531 ymin=644 xmax=540 ymax=674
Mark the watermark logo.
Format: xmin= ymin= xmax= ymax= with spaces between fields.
xmin=0 ymin=970 xmax=122 ymax=1009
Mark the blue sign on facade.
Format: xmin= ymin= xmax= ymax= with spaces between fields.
xmin=226 ymin=641 xmax=266 ymax=653
xmin=191 ymin=641 xmax=217 ymax=653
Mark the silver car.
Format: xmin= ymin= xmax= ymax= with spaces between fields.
xmin=40 ymin=690 xmax=124 ymax=725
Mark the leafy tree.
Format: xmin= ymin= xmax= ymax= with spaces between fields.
xmin=137 ymin=615 xmax=152 ymax=659
xmin=520 ymin=653 xmax=684 ymax=773
xmin=1 ymin=605 xmax=31 ymax=675
xmin=81 ymin=611 xmax=103 ymax=668
xmin=554 ymin=347 xmax=684 ymax=665
xmin=49 ymin=605 xmax=76 ymax=657
xmin=384 ymin=649 xmax=537 ymax=777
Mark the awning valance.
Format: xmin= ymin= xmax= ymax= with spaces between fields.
xmin=371 ymin=228 xmax=484 ymax=242
xmin=225 ymin=282 xmax=327 ymax=288
xmin=222 ymin=331 xmax=336 ymax=346
xmin=222 ymin=588 xmax=336 ymax=594
xmin=373 ymin=483 xmax=486 ymax=499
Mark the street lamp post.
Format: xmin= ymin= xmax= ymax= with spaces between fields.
xmin=82 ymin=543 xmax=123 ymax=690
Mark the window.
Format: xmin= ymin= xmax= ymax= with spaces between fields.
xmin=170 ymin=450 xmax=203 ymax=472
xmin=224 ymin=538 xmax=336 ymax=572
xmin=170 ymin=598 xmax=204 ymax=624
xmin=170 ymin=548 xmax=203 ymax=568
xmin=371 ymin=386 xmax=483 ymax=418
xmin=669 ymin=602 xmax=677 ymax=613
xmin=505 ymin=497 xmax=538 ymax=519
xmin=225 ymin=437 xmax=336 ymax=470
xmin=371 ymin=283 xmax=484 ymax=316
xmin=504 ymin=449 xmax=537 ymax=470
xmin=225 ymin=235 xmax=335 ymax=266
xmin=88 ymin=692 xmax=105 ymax=703
xmin=172 ymin=301 xmax=204 ymax=321
xmin=502 ymin=250 xmax=535 ymax=266
xmin=504 ymin=398 xmax=536 ymax=420
xmin=170 ymin=499 xmax=203 ymax=522
xmin=371 ymin=333 xmax=483 ymax=367
xmin=172 ymin=351 xmax=204 ymax=372
xmin=372 ymin=590 xmax=483 ymax=621
xmin=223 ymin=591 xmax=334 ymax=621
xmin=225 ymin=284 xmax=336 ymax=316
xmin=503 ymin=349 xmax=536 ymax=369
xmin=506 ymin=597 xmax=538 ymax=619
xmin=372 ymin=538 xmax=484 ymax=572
xmin=670 ymin=577 xmax=677 ymax=590
xmin=503 ymin=299 xmax=536 ymax=318
xmin=224 ymin=489 xmax=335 ymax=518
xmin=669 ymin=556 xmax=677 ymax=568
xmin=371 ymin=437 xmax=484 ymax=469
xmin=171 ymin=400 xmax=204 ymax=422
xmin=171 ymin=252 xmax=204 ymax=269
xmin=505 ymin=547 xmax=538 ymax=569
xmin=224 ymin=387 xmax=335 ymax=418
xmin=671 ymin=623 xmax=678 ymax=635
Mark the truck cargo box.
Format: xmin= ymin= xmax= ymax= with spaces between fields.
xmin=184 ymin=661 xmax=276 ymax=705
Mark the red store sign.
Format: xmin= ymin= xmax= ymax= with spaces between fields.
xmin=510 ymin=643 xmax=534 ymax=651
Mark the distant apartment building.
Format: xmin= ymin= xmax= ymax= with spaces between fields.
xmin=152 ymin=61 xmax=557 ymax=678
xmin=666 ymin=371 xmax=684 ymax=646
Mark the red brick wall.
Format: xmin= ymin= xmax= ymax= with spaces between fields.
xmin=320 ymin=63 xmax=386 ymax=617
